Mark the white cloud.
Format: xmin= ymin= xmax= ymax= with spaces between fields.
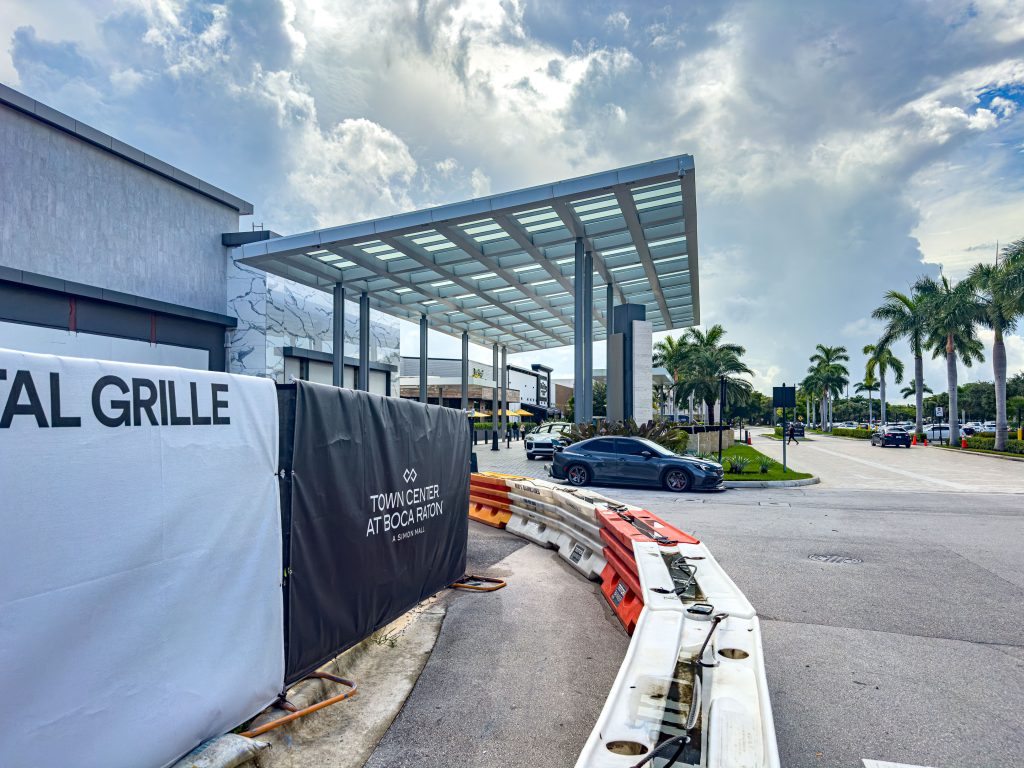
xmin=3 ymin=0 xmax=1024 ymax=387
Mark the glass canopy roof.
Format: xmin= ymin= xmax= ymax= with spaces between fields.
xmin=231 ymin=154 xmax=700 ymax=353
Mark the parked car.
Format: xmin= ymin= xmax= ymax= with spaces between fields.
xmin=525 ymin=421 xmax=571 ymax=460
xmin=870 ymin=426 xmax=912 ymax=448
xmin=550 ymin=437 xmax=725 ymax=492
xmin=924 ymin=424 xmax=950 ymax=443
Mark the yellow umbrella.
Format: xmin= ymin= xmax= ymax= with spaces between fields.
xmin=470 ymin=410 xmax=491 ymax=418
xmin=511 ymin=408 xmax=532 ymax=416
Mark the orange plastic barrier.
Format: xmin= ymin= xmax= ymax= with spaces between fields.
xmin=599 ymin=548 xmax=644 ymax=634
xmin=468 ymin=501 xmax=512 ymax=528
xmin=597 ymin=509 xmax=699 ymax=553
xmin=595 ymin=509 xmax=700 ymax=633
xmin=469 ymin=474 xmax=512 ymax=529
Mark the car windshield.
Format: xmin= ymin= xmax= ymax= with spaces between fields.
xmin=631 ymin=437 xmax=675 ymax=457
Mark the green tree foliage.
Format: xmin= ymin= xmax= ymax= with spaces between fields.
xmin=915 ymin=274 xmax=985 ymax=444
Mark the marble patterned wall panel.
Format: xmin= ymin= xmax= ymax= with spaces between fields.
xmin=226 ymin=260 xmax=268 ymax=377
xmin=264 ymin=275 xmax=401 ymax=383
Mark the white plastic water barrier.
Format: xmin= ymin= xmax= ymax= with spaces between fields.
xmin=576 ymin=541 xmax=779 ymax=768
xmin=0 ymin=349 xmax=285 ymax=768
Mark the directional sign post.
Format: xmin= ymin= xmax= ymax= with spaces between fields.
xmin=773 ymin=384 xmax=797 ymax=474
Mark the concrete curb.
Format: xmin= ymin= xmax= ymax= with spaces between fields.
xmin=724 ymin=476 xmax=820 ymax=488
xmin=930 ymin=445 xmax=1024 ymax=463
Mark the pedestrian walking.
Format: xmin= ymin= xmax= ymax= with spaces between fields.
xmin=787 ymin=423 xmax=798 ymax=445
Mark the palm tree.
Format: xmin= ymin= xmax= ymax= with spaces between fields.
xmin=873 ymin=289 xmax=929 ymax=435
xmin=799 ymin=378 xmax=817 ymax=425
xmin=971 ymin=239 xmax=1024 ymax=450
xmin=863 ymin=344 xmax=905 ymax=425
xmin=915 ymin=274 xmax=985 ymax=446
xmin=675 ymin=325 xmax=753 ymax=421
xmin=855 ymin=374 xmax=878 ymax=423
xmin=654 ymin=334 xmax=690 ymax=420
xmin=900 ymin=380 xmax=932 ymax=399
xmin=808 ymin=344 xmax=850 ymax=431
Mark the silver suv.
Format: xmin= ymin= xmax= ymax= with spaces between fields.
xmin=525 ymin=422 xmax=571 ymax=461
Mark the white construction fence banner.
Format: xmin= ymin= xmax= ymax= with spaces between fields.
xmin=0 ymin=349 xmax=284 ymax=768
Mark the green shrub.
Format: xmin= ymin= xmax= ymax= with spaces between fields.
xmin=726 ymin=457 xmax=751 ymax=474
xmin=474 ymin=421 xmax=493 ymax=430
xmin=757 ymin=456 xmax=775 ymax=474
xmin=832 ymin=427 xmax=874 ymax=439
xmin=965 ymin=436 xmax=1024 ymax=455
xmin=773 ymin=426 xmax=784 ymax=437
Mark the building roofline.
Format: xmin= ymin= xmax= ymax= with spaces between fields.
xmin=0 ymin=82 xmax=253 ymax=215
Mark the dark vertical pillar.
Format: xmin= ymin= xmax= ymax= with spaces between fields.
xmin=332 ymin=281 xmax=345 ymax=387
xmin=419 ymin=314 xmax=429 ymax=403
xmin=582 ymin=249 xmax=594 ymax=423
xmin=358 ymin=291 xmax=370 ymax=391
xmin=606 ymin=282 xmax=613 ymax=393
xmin=573 ymin=237 xmax=585 ymax=424
xmin=500 ymin=345 xmax=508 ymax=441
xmin=491 ymin=343 xmax=499 ymax=451
xmin=461 ymin=331 xmax=469 ymax=411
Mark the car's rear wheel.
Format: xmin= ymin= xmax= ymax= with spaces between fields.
xmin=663 ymin=468 xmax=691 ymax=493
xmin=565 ymin=464 xmax=590 ymax=487
xmin=526 ymin=453 xmax=535 ymax=460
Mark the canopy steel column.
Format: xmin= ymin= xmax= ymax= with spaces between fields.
xmin=491 ymin=343 xmax=499 ymax=451
xmin=582 ymin=250 xmax=594 ymax=424
xmin=332 ymin=281 xmax=345 ymax=387
xmin=602 ymin=282 xmax=610 ymax=339
xmin=358 ymin=291 xmax=370 ymax=391
xmin=419 ymin=314 xmax=428 ymax=403
xmin=573 ymin=237 xmax=585 ymax=425
xmin=500 ymin=345 xmax=508 ymax=441
xmin=461 ymin=331 xmax=469 ymax=411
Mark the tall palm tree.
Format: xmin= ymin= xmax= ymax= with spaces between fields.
xmin=914 ymin=274 xmax=985 ymax=445
xmin=863 ymin=344 xmax=905 ymax=425
xmin=873 ymin=289 xmax=929 ymax=435
xmin=654 ymin=334 xmax=690 ymax=420
xmin=808 ymin=344 xmax=849 ymax=431
xmin=675 ymin=325 xmax=753 ymax=421
xmin=855 ymin=374 xmax=878 ymax=423
xmin=971 ymin=240 xmax=1024 ymax=451
xmin=900 ymin=380 xmax=932 ymax=399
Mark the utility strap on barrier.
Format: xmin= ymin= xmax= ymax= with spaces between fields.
xmin=450 ymin=574 xmax=507 ymax=592
xmin=617 ymin=512 xmax=674 ymax=545
xmin=239 ymin=672 xmax=357 ymax=738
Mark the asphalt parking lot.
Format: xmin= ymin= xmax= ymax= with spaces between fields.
xmin=390 ymin=433 xmax=1024 ymax=768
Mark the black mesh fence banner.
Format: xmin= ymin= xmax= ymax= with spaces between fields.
xmin=279 ymin=381 xmax=469 ymax=684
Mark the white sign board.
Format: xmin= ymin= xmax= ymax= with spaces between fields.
xmin=935 ymin=406 xmax=944 ymax=417
xmin=631 ymin=320 xmax=654 ymax=424
xmin=0 ymin=349 xmax=284 ymax=768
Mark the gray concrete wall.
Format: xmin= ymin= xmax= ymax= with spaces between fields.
xmin=0 ymin=105 xmax=238 ymax=314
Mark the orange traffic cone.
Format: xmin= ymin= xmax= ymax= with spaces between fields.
xmin=911 ymin=434 xmax=917 ymax=446
xmin=747 ymin=435 xmax=752 ymax=445
xmin=923 ymin=437 xmax=929 ymax=446
xmin=961 ymin=436 xmax=968 ymax=448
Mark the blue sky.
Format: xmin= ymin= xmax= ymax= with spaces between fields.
xmin=2 ymin=0 xmax=1023 ymax=397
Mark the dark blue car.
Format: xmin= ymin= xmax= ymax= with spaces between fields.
xmin=550 ymin=436 xmax=725 ymax=492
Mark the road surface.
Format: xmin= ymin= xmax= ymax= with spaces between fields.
xmin=361 ymin=435 xmax=1024 ymax=768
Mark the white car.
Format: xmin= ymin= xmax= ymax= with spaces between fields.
xmin=924 ymin=424 xmax=950 ymax=443
xmin=525 ymin=422 xmax=571 ymax=461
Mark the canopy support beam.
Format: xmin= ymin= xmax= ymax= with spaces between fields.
xmin=358 ymin=291 xmax=369 ymax=391
xmin=461 ymin=331 xmax=469 ymax=411
xmin=332 ymin=281 xmax=345 ymax=387
xmin=419 ymin=314 xmax=428 ymax=403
